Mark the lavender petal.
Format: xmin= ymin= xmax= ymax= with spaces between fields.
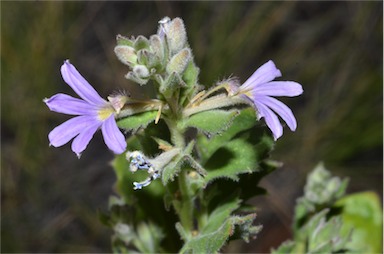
xmin=257 ymin=96 xmax=297 ymax=131
xmin=101 ymin=115 xmax=127 ymax=154
xmin=61 ymin=60 xmax=106 ymax=106
xmin=48 ymin=115 xmax=99 ymax=147
xmin=71 ymin=123 xmax=100 ymax=157
xmin=241 ymin=60 xmax=282 ymax=90
xmin=254 ymin=100 xmax=283 ymax=140
xmin=44 ymin=93 xmax=98 ymax=115
xmin=254 ymin=81 xmax=303 ymax=97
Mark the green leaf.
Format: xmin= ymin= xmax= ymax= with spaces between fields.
xmin=181 ymin=213 xmax=261 ymax=254
xmin=304 ymin=163 xmax=349 ymax=205
xmin=159 ymin=72 xmax=185 ymax=98
xmin=197 ymin=108 xmax=257 ymax=164
xmin=180 ymin=218 xmax=233 ymax=254
xmin=161 ymin=141 xmax=207 ymax=185
xmin=161 ymin=152 xmax=206 ymax=186
xmin=230 ymin=214 xmax=262 ymax=243
xmin=180 ymin=196 xmax=241 ymax=253
xmin=182 ymin=109 xmax=240 ymax=135
xmin=294 ymin=163 xmax=349 ymax=231
xmin=202 ymin=197 xmax=241 ymax=234
xmin=205 ymin=160 xmax=277 ymax=221
xmin=204 ymin=138 xmax=258 ymax=183
xmin=335 ymin=192 xmax=383 ymax=253
xmin=179 ymin=61 xmax=200 ymax=106
xmin=161 ymin=153 xmax=185 ymax=185
xmin=132 ymin=222 xmax=165 ymax=253
xmin=182 ymin=61 xmax=199 ymax=87
xmin=117 ymin=111 xmax=158 ymax=131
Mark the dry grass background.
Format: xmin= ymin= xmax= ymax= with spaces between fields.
xmin=1 ymin=2 xmax=382 ymax=253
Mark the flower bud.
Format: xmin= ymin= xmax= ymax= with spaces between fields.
xmin=150 ymin=35 xmax=165 ymax=63
xmin=166 ymin=18 xmax=187 ymax=54
xmin=166 ymin=48 xmax=191 ymax=75
xmin=134 ymin=35 xmax=150 ymax=50
xmin=157 ymin=16 xmax=171 ymax=38
xmin=125 ymin=71 xmax=148 ymax=85
xmin=114 ymin=45 xmax=137 ymax=66
xmin=116 ymin=34 xmax=134 ymax=46
xmin=133 ymin=64 xmax=149 ymax=78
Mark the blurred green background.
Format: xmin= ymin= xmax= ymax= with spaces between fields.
xmin=1 ymin=1 xmax=382 ymax=253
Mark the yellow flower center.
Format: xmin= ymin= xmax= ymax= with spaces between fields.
xmin=97 ymin=105 xmax=115 ymax=121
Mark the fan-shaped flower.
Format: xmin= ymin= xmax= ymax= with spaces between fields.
xmin=44 ymin=60 xmax=127 ymax=157
xmin=238 ymin=60 xmax=303 ymax=140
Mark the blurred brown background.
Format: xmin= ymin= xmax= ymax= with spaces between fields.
xmin=1 ymin=1 xmax=382 ymax=253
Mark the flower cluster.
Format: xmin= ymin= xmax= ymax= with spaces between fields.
xmin=44 ymin=17 xmax=302 ymax=162
xmin=44 ymin=16 xmax=306 ymax=254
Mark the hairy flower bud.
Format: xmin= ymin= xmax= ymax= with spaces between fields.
xmin=114 ymin=45 xmax=137 ymax=66
xmin=133 ymin=64 xmax=150 ymax=78
xmin=166 ymin=48 xmax=191 ymax=75
xmin=166 ymin=18 xmax=187 ymax=54
xmin=116 ymin=34 xmax=134 ymax=46
xmin=150 ymin=35 xmax=165 ymax=63
xmin=134 ymin=35 xmax=150 ymax=50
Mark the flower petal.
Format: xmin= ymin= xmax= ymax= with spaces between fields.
xmin=241 ymin=60 xmax=282 ymax=90
xmin=101 ymin=115 xmax=127 ymax=154
xmin=257 ymin=96 xmax=297 ymax=131
xmin=61 ymin=60 xmax=106 ymax=105
xmin=254 ymin=81 xmax=303 ymax=97
xmin=254 ymin=100 xmax=283 ymax=140
xmin=48 ymin=115 xmax=100 ymax=147
xmin=71 ymin=123 xmax=101 ymax=157
xmin=44 ymin=93 xmax=98 ymax=115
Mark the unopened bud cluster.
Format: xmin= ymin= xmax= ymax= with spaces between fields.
xmin=114 ymin=17 xmax=191 ymax=91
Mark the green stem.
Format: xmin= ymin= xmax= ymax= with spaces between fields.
xmin=196 ymin=192 xmax=208 ymax=231
xmin=164 ymin=117 xmax=185 ymax=148
xmin=177 ymin=170 xmax=194 ymax=235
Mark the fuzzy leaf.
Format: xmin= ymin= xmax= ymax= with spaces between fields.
xmin=181 ymin=213 xmax=261 ymax=254
xmin=161 ymin=141 xmax=206 ymax=185
xmin=117 ymin=111 xmax=158 ymax=131
xmin=182 ymin=61 xmax=199 ymax=87
xmin=294 ymin=163 xmax=349 ymax=231
xmin=230 ymin=214 xmax=262 ymax=243
xmin=204 ymin=139 xmax=256 ymax=183
xmin=161 ymin=154 xmax=206 ymax=186
xmin=159 ymin=72 xmax=185 ymax=98
xmin=179 ymin=61 xmax=200 ymax=106
xmin=161 ymin=153 xmax=185 ymax=185
xmin=197 ymin=108 xmax=257 ymax=164
xmin=180 ymin=196 xmax=240 ymax=253
xmin=335 ymin=192 xmax=383 ymax=253
xmin=183 ymin=109 xmax=240 ymax=135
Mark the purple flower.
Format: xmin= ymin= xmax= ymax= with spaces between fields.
xmin=44 ymin=60 xmax=127 ymax=157
xmin=239 ymin=60 xmax=303 ymax=140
